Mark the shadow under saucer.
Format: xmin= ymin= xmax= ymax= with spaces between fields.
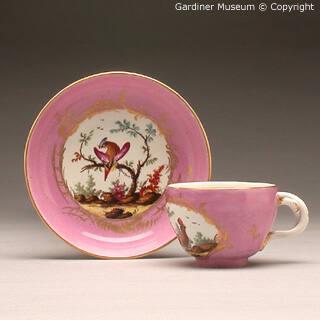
xmin=7 ymin=249 xmax=186 ymax=261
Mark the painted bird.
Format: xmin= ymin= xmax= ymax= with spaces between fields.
xmin=93 ymin=137 xmax=130 ymax=180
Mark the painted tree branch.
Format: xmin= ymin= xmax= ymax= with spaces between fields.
xmin=79 ymin=142 xmax=99 ymax=165
xmin=76 ymin=121 xmax=156 ymax=197
xmin=125 ymin=125 xmax=152 ymax=178
xmin=80 ymin=162 xmax=135 ymax=181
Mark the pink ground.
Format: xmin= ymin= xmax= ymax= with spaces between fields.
xmin=25 ymin=72 xmax=211 ymax=258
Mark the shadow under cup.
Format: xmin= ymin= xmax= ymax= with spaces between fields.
xmin=165 ymin=182 xmax=308 ymax=268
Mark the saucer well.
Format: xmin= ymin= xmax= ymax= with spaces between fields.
xmin=24 ymin=71 xmax=212 ymax=258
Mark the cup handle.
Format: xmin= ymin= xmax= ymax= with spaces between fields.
xmin=267 ymin=192 xmax=309 ymax=242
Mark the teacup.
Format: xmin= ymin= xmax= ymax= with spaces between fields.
xmin=165 ymin=181 xmax=309 ymax=267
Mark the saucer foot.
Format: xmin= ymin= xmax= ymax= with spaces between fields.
xmin=195 ymin=257 xmax=248 ymax=268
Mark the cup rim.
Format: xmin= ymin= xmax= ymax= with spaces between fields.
xmin=167 ymin=181 xmax=276 ymax=190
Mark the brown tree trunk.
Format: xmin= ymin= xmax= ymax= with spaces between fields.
xmin=79 ymin=129 xmax=152 ymax=197
xmin=127 ymin=176 xmax=138 ymax=196
xmin=116 ymin=163 xmax=138 ymax=196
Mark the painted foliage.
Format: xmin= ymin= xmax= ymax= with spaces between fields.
xmin=62 ymin=110 xmax=171 ymax=220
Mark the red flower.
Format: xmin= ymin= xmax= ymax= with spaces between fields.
xmin=140 ymin=165 xmax=165 ymax=196
xmin=111 ymin=182 xmax=126 ymax=200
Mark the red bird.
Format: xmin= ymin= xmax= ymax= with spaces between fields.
xmin=94 ymin=137 xmax=130 ymax=180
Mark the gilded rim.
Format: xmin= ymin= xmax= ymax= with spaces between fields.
xmin=24 ymin=71 xmax=213 ymax=259
xmin=167 ymin=181 xmax=276 ymax=190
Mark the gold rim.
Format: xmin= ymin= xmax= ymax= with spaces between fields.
xmin=168 ymin=181 xmax=276 ymax=190
xmin=24 ymin=71 xmax=212 ymax=259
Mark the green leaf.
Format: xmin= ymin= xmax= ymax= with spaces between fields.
xmin=74 ymin=182 xmax=86 ymax=195
xmin=74 ymin=175 xmax=101 ymax=197
xmin=146 ymin=157 xmax=158 ymax=166
xmin=127 ymin=130 xmax=137 ymax=137
xmin=87 ymin=155 xmax=97 ymax=162
xmin=124 ymin=160 xmax=134 ymax=168
xmin=193 ymin=232 xmax=215 ymax=245
xmin=145 ymin=123 xmax=157 ymax=137
xmin=79 ymin=130 xmax=95 ymax=145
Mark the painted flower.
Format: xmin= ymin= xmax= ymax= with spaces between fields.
xmin=111 ymin=181 xmax=127 ymax=200
xmin=140 ymin=165 xmax=165 ymax=196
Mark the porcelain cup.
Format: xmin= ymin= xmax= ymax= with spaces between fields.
xmin=165 ymin=181 xmax=309 ymax=268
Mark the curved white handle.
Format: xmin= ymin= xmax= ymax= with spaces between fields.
xmin=270 ymin=192 xmax=309 ymax=240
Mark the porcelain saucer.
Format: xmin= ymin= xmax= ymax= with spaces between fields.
xmin=25 ymin=71 xmax=212 ymax=258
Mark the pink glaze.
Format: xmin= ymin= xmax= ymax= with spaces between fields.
xmin=25 ymin=72 xmax=211 ymax=258
xmin=166 ymin=183 xmax=278 ymax=267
